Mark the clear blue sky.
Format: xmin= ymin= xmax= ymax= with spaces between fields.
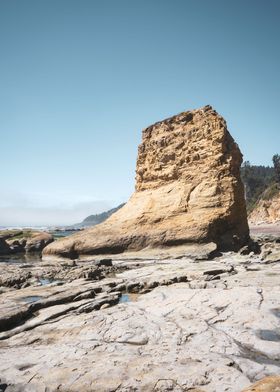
xmin=0 ymin=0 xmax=279 ymax=226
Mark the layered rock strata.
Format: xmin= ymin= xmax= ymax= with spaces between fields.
xmin=44 ymin=105 xmax=249 ymax=259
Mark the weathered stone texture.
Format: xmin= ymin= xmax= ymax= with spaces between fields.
xmin=249 ymin=191 xmax=280 ymax=225
xmin=43 ymin=105 xmax=249 ymax=259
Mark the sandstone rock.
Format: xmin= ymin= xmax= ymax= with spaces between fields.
xmin=249 ymin=190 xmax=280 ymax=225
xmin=242 ymin=376 xmax=280 ymax=391
xmin=43 ymin=106 xmax=249 ymax=260
xmin=0 ymin=231 xmax=54 ymax=255
xmin=25 ymin=232 xmax=53 ymax=252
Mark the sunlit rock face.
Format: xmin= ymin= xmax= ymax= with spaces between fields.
xmin=249 ymin=190 xmax=280 ymax=225
xmin=43 ymin=105 xmax=249 ymax=259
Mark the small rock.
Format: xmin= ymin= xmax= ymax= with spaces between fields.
xmin=100 ymin=303 xmax=110 ymax=309
xmin=203 ymin=266 xmax=234 ymax=276
xmin=96 ymin=259 xmax=113 ymax=267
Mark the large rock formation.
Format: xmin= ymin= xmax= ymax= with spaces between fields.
xmin=43 ymin=105 xmax=249 ymax=259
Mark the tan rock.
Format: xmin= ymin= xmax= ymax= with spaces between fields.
xmin=242 ymin=376 xmax=280 ymax=391
xmin=25 ymin=232 xmax=53 ymax=252
xmin=249 ymin=191 xmax=280 ymax=225
xmin=43 ymin=105 xmax=249 ymax=259
xmin=0 ymin=230 xmax=54 ymax=255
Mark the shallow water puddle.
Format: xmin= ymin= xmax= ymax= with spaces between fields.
xmin=258 ymin=329 xmax=280 ymax=342
xmin=119 ymin=293 xmax=139 ymax=303
xmin=39 ymin=278 xmax=52 ymax=285
xmin=0 ymin=253 xmax=41 ymax=264
xmin=38 ymin=278 xmax=64 ymax=286
xmin=271 ymin=308 xmax=280 ymax=318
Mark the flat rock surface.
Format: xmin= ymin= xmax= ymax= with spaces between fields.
xmin=0 ymin=244 xmax=280 ymax=391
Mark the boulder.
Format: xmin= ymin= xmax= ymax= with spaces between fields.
xmin=43 ymin=105 xmax=249 ymax=259
xmin=0 ymin=230 xmax=54 ymax=255
xmin=25 ymin=232 xmax=53 ymax=253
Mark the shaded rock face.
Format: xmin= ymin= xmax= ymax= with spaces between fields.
xmin=0 ymin=238 xmax=11 ymax=255
xmin=43 ymin=105 xmax=249 ymax=259
xmin=1 ymin=231 xmax=54 ymax=255
xmin=25 ymin=232 xmax=53 ymax=253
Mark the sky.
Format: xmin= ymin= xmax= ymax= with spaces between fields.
xmin=0 ymin=0 xmax=279 ymax=226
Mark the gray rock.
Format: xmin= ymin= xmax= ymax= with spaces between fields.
xmin=0 ymin=238 xmax=11 ymax=255
xmin=96 ymin=258 xmax=113 ymax=267
xmin=0 ymin=251 xmax=280 ymax=391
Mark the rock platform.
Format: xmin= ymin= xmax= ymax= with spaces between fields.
xmin=0 ymin=235 xmax=280 ymax=391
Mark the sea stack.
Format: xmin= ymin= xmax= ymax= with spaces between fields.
xmin=43 ymin=105 xmax=249 ymax=259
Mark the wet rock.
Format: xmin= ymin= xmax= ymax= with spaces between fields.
xmin=240 ymin=239 xmax=261 ymax=255
xmin=203 ymin=266 xmax=235 ymax=276
xmin=0 ymin=239 xmax=11 ymax=255
xmin=6 ymin=239 xmax=26 ymax=254
xmin=0 ymin=383 xmax=7 ymax=392
xmin=96 ymin=258 xmax=113 ymax=267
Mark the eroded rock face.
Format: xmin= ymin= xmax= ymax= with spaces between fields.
xmin=249 ymin=191 xmax=280 ymax=225
xmin=43 ymin=105 xmax=249 ymax=259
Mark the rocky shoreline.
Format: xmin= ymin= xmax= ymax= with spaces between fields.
xmin=1 ymin=107 xmax=279 ymax=391
xmin=0 ymin=230 xmax=54 ymax=256
xmin=0 ymin=230 xmax=280 ymax=391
